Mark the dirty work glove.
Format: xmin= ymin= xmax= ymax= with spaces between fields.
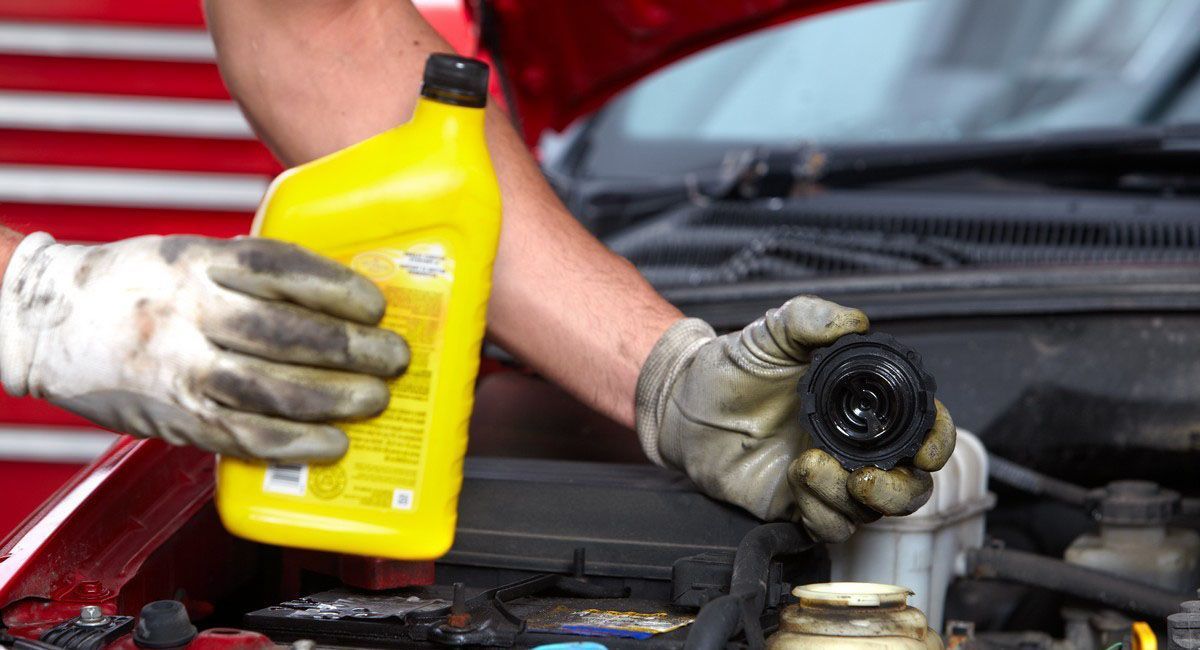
xmin=635 ymin=296 xmax=956 ymax=543
xmin=0 ymin=233 xmax=408 ymax=462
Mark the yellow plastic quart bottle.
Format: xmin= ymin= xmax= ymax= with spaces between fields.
xmin=215 ymin=54 xmax=501 ymax=560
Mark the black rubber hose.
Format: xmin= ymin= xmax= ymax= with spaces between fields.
xmin=990 ymin=456 xmax=1200 ymax=520
xmin=685 ymin=596 xmax=743 ymax=650
xmin=685 ymin=523 xmax=813 ymax=650
xmin=963 ymin=546 xmax=1187 ymax=619
xmin=988 ymin=455 xmax=1091 ymax=506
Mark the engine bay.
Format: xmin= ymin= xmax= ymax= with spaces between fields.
xmin=5 ymin=219 xmax=1200 ymax=649
xmin=6 ymin=423 xmax=1200 ymax=649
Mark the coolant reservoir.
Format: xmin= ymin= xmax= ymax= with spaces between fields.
xmin=1065 ymin=480 xmax=1200 ymax=592
xmin=767 ymin=583 xmax=943 ymax=650
xmin=829 ymin=429 xmax=993 ymax=630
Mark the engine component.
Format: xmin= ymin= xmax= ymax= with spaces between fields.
xmin=132 ymin=601 xmax=197 ymax=649
xmin=1131 ymin=622 xmax=1159 ymax=650
xmin=1062 ymin=607 xmax=1141 ymax=650
xmin=40 ymin=607 xmax=134 ymax=650
xmin=671 ymin=552 xmax=736 ymax=608
xmin=830 ymin=429 xmax=993 ymax=630
xmin=445 ymin=458 xmax=767 ymax=585
xmin=445 ymin=582 xmax=471 ymax=629
xmin=801 ymin=332 xmax=936 ymax=470
xmin=766 ymin=582 xmax=941 ymax=649
xmin=962 ymin=545 xmax=1187 ymax=619
xmin=685 ymin=523 xmax=813 ymax=650
xmin=1168 ymin=600 xmax=1200 ymax=649
xmin=243 ymin=523 xmax=818 ymax=649
xmin=246 ymin=584 xmax=692 ymax=648
xmin=0 ymin=633 xmax=63 ymax=650
xmin=987 ymin=455 xmax=1091 ymax=506
xmin=1065 ymin=480 xmax=1200 ymax=593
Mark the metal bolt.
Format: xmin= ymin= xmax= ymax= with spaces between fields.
xmin=446 ymin=583 xmax=471 ymax=629
xmin=77 ymin=605 xmax=108 ymax=627
xmin=943 ymin=619 xmax=976 ymax=649
xmin=572 ymin=548 xmax=586 ymax=579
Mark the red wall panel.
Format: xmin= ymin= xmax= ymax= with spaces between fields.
xmin=0 ymin=54 xmax=231 ymax=99
xmin=0 ymin=2 xmax=205 ymax=26
xmin=0 ymin=396 xmax=90 ymax=428
xmin=0 ymin=203 xmax=253 ymax=241
xmin=0 ymin=130 xmax=280 ymax=174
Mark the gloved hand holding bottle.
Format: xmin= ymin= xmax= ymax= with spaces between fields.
xmin=635 ymin=296 xmax=956 ymax=542
xmin=0 ymin=229 xmax=408 ymax=462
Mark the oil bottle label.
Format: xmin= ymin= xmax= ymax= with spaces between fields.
xmin=262 ymin=242 xmax=453 ymax=513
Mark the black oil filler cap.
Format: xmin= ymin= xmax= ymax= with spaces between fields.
xmin=421 ymin=54 xmax=489 ymax=108
xmin=133 ymin=600 xmax=197 ymax=649
xmin=801 ymin=332 xmax=936 ymax=470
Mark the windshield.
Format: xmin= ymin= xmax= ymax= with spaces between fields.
xmin=572 ymin=0 xmax=1200 ymax=178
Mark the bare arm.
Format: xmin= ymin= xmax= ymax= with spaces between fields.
xmin=204 ymin=0 xmax=681 ymax=428
xmin=0 ymin=225 xmax=22 ymax=282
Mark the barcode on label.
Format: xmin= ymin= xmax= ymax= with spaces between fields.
xmin=263 ymin=463 xmax=309 ymax=496
xmin=392 ymin=488 xmax=414 ymax=510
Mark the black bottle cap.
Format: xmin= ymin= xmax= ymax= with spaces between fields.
xmin=801 ymin=332 xmax=937 ymax=470
xmin=421 ymin=54 xmax=489 ymax=108
xmin=133 ymin=601 xmax=197 ymax=649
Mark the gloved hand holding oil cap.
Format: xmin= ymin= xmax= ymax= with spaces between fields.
xmin=635 ymin=296 xmax=956 ymax=543
xmin=0 ymin=232 xmax=408 ymax=462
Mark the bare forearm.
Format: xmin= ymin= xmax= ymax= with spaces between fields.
xmin=0 ymin=225 xmax=23 ymax=283
xmin=204 ymin=0 xmax=681 ymax=427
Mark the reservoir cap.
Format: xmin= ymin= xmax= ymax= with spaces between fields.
xmin=1089 ymin=480 xmax=1179 ymax=525
xmin=422 ymin=54 xmax=489 ymax=108
xmin=133 ymin=600 xmax=197 ymax=649
xmin=801 ymin=332 xmax=936 ymax=470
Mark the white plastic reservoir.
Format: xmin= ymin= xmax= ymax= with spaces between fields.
xmin=829 ymin=429 xmax=993 ymax=631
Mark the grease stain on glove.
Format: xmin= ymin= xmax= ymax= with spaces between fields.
xmin=634 ymin=294 xmax=957 ymax=543
xmin=0 ymin=233 xmax=409 ymax=463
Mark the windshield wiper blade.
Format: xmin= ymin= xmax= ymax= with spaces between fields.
xmin=558 ymin=124 xmax=1200 ymax=225
xmin=812 ymin=122 xmax=1200 ymax=186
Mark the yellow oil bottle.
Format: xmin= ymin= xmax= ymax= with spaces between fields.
xmin=215 ymin=54 xmax=501 ymax=560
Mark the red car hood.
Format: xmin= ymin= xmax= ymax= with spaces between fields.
xmin=471 ymin=0 xmax=866 ymax=143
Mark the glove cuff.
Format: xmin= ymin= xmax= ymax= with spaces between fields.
xmin=0 ymin=232 xmax=60 ymax=396
xmin=634 ymin=317 xmax=715 ymax=467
